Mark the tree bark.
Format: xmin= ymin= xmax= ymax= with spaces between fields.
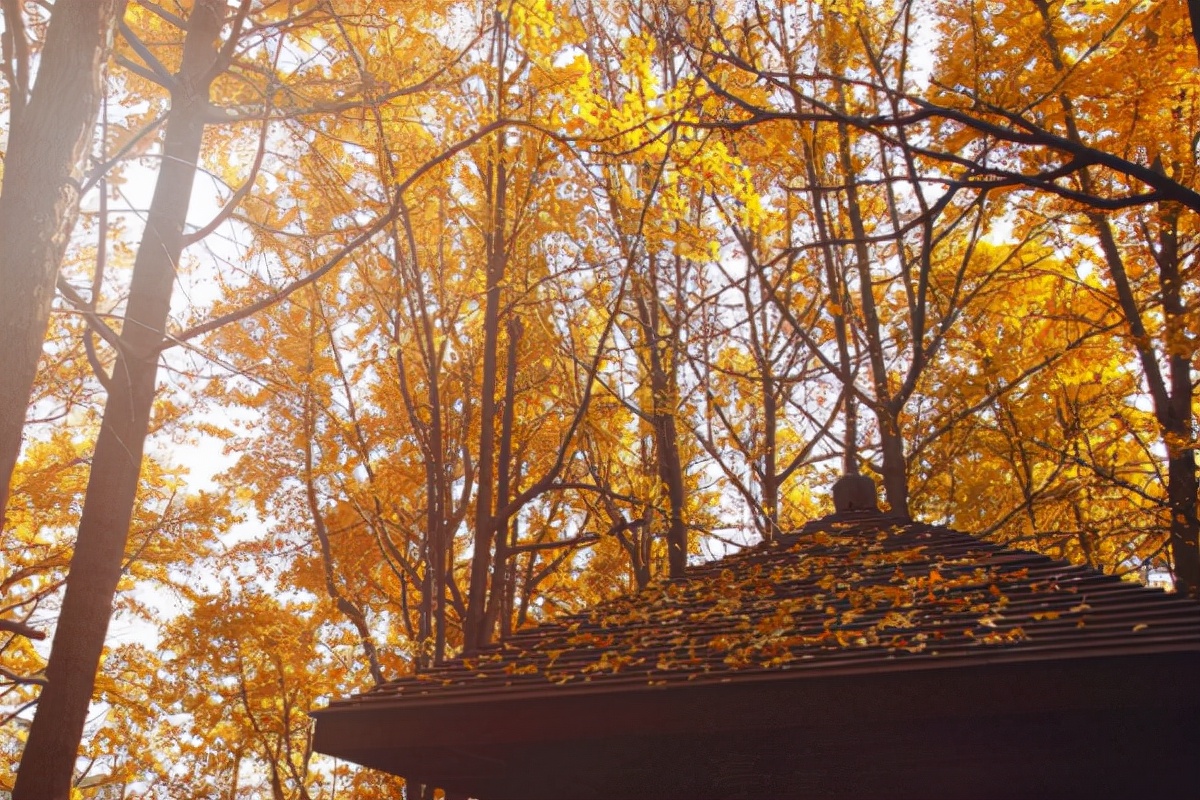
xmin=12 ymin=4 xmax=224 ymax=796
xmin=836 ymin=113 xmax=910 ymax=514
xmin=803 ymin=133 xmax=858 ymax=474
xmin=632 ymin=261 xmax=689 ymax=579
xmin=0 ymin=0 xmax=127 ymax=520
xmin=483 ymin=318 xmax=522 ymax=639
xmin=463 ymin=150 xmax=508 ymax=654
xmin=1156 ymin=208 xmax=1200 ymax=597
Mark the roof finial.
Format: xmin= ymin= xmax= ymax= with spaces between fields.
xmin=832 ymin=473 xmax=878 ymax=513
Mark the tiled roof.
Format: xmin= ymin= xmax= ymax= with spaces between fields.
xmin=330 ymin=510 xmax=1200 ymax=710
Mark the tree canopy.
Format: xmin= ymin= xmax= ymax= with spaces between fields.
xmin=1 ymin=0 xmax=1197 ymax=796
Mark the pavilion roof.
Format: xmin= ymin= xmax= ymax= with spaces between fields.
xmin=326 ymin=509 xmax=1200 ymax=711
xmin=313 ymin=506 xmax=1200 ymax=798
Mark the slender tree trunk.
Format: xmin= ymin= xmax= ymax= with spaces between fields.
xmin=463 ymin=17 xmax=515 ymax=653
xmin=1157 ymin=209 xmax=1200 ymax=597
xmin=761 ymin=367 xmax=779 ymax=538
xmin=484 ymin=318 xmax=522 ymax=639
xmin=803 ymin=134 xmax=858 ymax=473
xmin=633 ymin=262 xmax=688 ymax=579
xmin=836 ymin=115 xmax=909 ymax=514
xmin=656 ymin=408 xmax=688 ymax=579
xmin=12 ymin=5 xmax=224 ymax=796
xmin=501 ymin=501 xmax=523 ymax=638
xmin=464 ymin=152 xmax=508 ymax=653
xmin=0 ymin=0 xmax=127 ymax=520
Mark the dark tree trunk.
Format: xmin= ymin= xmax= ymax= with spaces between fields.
xmin=1165 ymin=446 xmax=1200 ymax=597
xmin=1157 ymin=209 xmax=1200 ymax=597
xmin=1090 ymin=209 xmax=1199 ymax=597
xmin=653 ymin=388 xmax=689 ymax=579
xmin=761 ymin=368 xmax=779 ymax=538
xmin=877 ymin=411 xmax=910 ymax=516
xmin=463 ymin=19 xmax=515 ymax=653
xmin=464 ymin=154 xmax=508 ymax=654
xmin=484 ymin=318 xmax=522 ymax=640
xmin=12 ymin=4 xmax=224 ymax=796
xmin=633 ymin=261 xmax=689 ymax=579
xmin=0 ymin=0 xmax=127 ymax=519
xmin=836 ymin=115 xmax=910 ymax=515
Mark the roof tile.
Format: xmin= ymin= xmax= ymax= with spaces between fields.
xmin=331 ymin=510 xmax=1200 ymax=709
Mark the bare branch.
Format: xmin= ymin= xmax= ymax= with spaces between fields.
xmin=507 ymin=533 xmax=600 ymax=554
xmin=181 ymin=106 xmax=270 ymax=246
xmin=165 ymin=118 xmax=519 ymax=348
xmin=0 ymin=618 xmax=45 ymax=640
xmin=117 ymin=20 xmax=176 ymax=89
xmin=134 ymin=0 xmax=184 ymax=29
xmin=0 ymin=666 xmax=47 ymax=687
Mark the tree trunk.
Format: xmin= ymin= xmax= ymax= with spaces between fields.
xmin=464 ymin=153 xmax=508 ymax=654
xmin=836 ymin=114 xmax=909 ymax=515
xmin=654 ymin=402 xmax=688 ymax=580
xmin=633 ymin=262 xmax=688 ymax=579
xmin=1157 ymin=208 xmax=1200 ymax=597
xmin=803 ymin=132 xmax=858 ymax=474
xmin=1165 ymin=444 xmax=1200 ymax=597
xmin=877 ymin=411 xmax=909 ymax=515
xmin=761 ymin=367 xmax=779 ymax=539
xmin=484 ymin=318 xmax=522 ymax=640
xmin=12 ymin=4 xmax=224 ymax=796
xmin=0 ymin=0 xmax=127 ymax=519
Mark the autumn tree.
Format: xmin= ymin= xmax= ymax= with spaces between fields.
xmin=565 ymin=0 xmax=762 ymax=575
xmin=668 ymin=1 xmax=1028 ymax=520
xmin=200 ymin=0 xmax=631 ymax=680
xmin=12 ymin=0 xmax=456 ymax=791
xmin=0 ymin=0 xmax=126 ymax=532
xmin=0 ymin=314 xmax=238 ymax=794
xmin=647 ymin=0 xmax=1200 ymax=590
xmin=153 ymin=585 xmax=395 ymax=800
xmin=5 ymin=0 xmax=1199 ymax=794
xmin=922 ymin=0 xmax=1200 ymax=593
xmin=11 ymin=3 xmax=235 ymax=794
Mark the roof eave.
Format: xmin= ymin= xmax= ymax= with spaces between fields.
xmin=313 ymin=649 xmax=1200 ymax=799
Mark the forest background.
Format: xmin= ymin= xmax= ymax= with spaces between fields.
xmin=1 ymin=0 xmax=1198 ymax=797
